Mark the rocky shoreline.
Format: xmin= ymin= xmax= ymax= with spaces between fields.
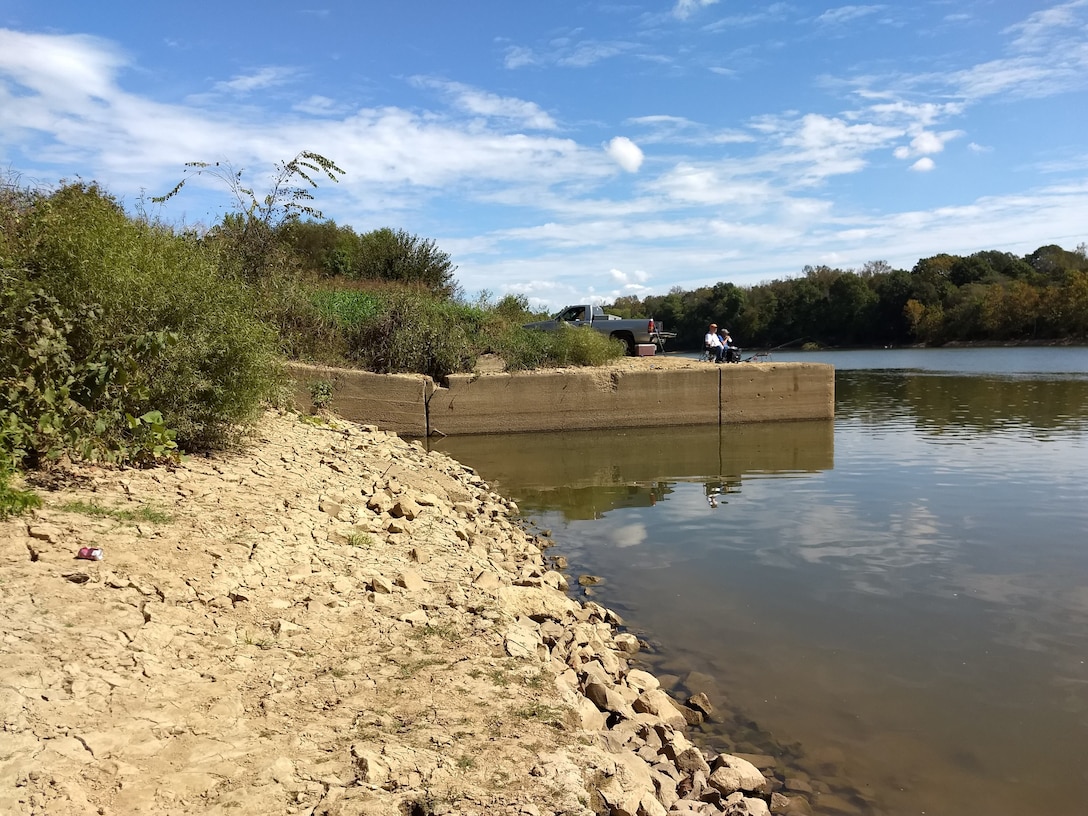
xmin=1 ymin=411 xmax=819 ymax=816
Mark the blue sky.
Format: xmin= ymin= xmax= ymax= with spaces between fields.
xmin=2 ymin=1 xmax=1086 ymax=309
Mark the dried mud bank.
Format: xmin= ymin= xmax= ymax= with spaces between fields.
xmin=2 ymin=412 xmax=815 ymax=816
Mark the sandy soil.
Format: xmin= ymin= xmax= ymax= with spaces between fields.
xmin=0 ymin=410 xmax=798 ymax=816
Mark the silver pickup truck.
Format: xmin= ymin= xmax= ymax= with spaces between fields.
xmin=523 ymin=304 xmax=676 ymax=355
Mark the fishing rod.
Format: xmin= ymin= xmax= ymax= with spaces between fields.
xmin=743 ymin=336 xmax=807 ymax=362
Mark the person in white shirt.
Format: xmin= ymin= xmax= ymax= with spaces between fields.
xmin=704 ymin=323 xmax=725 ymax=363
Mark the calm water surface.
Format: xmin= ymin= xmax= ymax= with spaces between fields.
xmin=434 ymin=348 xmax=1088 ymax=816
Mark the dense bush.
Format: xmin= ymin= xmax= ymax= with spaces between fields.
xmin=0 ymin=180 xmax=282 ymax=465
xmin=496 ymin=322 xmax=626 ymax=370
xmin=284 ymin=286 xmax=624 ymax=378
xmin=343 ymin=291 xmax=479 ymax=380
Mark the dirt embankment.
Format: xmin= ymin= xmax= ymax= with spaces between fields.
xmin=1 ymin=411 xmax=805 ymax=816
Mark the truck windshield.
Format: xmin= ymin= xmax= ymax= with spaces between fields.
xmin=555 ymin=307 xmax=586 ymax=322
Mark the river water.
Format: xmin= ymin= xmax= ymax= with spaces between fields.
xmin=433 ymin=347 xmax=1088 ymax=816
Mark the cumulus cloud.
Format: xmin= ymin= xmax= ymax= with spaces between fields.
xmin=893 ymin=129 xmax=963 ymax=160
xmin=910 ymin=157 xmax=935 ymax=172
xmin=606 ymin=136 xmax=644 ymax=172
xmin=609 ymin=268 xmax=650 ymax=285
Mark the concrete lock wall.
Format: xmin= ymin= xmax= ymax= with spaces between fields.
xmin=427 ymin=367 xmax=722 ymax=435
xmin=720 ymin=363 xmax=836 ymax=424
xmin=287 ymin=363 xmax=431 ymax=437
xmin=286 ymin=361 xmax=834 ymax=436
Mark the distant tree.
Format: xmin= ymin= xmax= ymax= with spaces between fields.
xmin=827 ymin=274 xmax=878 ymax=345
xmin=870 ymin=268 xmax=913 ymax=344
xmin=1026 ymin=244 xmax=1088 ymax=279
xmin=353 ymin=227 xmax=460 ymax=299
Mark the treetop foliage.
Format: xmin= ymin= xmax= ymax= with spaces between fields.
xmin=604 ymin=244 xmax=1088 ymax=349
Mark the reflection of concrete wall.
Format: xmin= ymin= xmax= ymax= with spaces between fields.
xmin=286 ymin=361 xmax=833 ymax=436
xmin=436 ymin=420 xmax=835 ymax=489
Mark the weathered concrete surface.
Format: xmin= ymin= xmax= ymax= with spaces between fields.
xmin=288 ymin=362 xmax=431 ymax=436
xmin=427 ymin=367 xmax=722 ymax=435
xmin=286 ymin=359 xmax=834 ymax=436
xmin=721 ymin=363 xmax=835 ymax=423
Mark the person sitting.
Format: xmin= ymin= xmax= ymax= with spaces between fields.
xmin=704 ymin=323 xmax=726 ymax=363
xmin=721 ymin=329 xmax=741 ymax=363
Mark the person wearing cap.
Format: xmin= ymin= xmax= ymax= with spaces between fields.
xmin=704 ymin=323 xmax=726 ymax=363
xmin=720 ymin=328 xmax=741 ymax=363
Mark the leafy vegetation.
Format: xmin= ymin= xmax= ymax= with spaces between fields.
xmin=606 ymin=247 xmax=1088 ymax=349
xmin=1 ymin=178 xmax=281 ymax=468
xmin=0 ymin=467 xmax=40 ymax=520
xmin=281 ymin=221 xmax=459 ymax=298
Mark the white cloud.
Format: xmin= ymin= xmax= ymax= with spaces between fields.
xmin=910 ymin=157 xmax=935 ymax=172
xmin=412 ymin=78 xmax=558 ymax=130
xmin=213 ymin=66 xmax=297 ymax=94
xmin=556 ymin=41 xmax=635 ymax=68
xmin=606 ymin=136 xmax=644 ymax=172
xmin=893 ymin=129 xmax=963 ymax=160
xmin=0 ymin=29 xmax=127 ymax=101
xmin=816 ymin=5 xmax=887 ymax=26
xmin=292 ymin=95 xmax=344 ymax=116
xmin=1005 ymin=0 xmax=1087 ymax=52
xmin=503 ymin=46 xmax=537 ymax=69
xmin=609 ymin=268 xmax=650 ymax=285
xmin=673 ymin=0 xmax=719 ymax=21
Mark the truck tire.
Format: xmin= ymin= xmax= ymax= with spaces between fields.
xmin=611 ymin=331 xmax=636 ymax=356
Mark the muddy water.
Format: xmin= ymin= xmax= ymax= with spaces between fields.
xmin=434 ymin=348 xmax=1088 ymax=816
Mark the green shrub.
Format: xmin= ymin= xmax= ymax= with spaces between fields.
xmin=497 ymin=324 xmax=625 ymax=370
xmin=345 ymin=290 xmax=478 ymax=380
xmin=1 ymin=180 xmax=282 ymax=463
xmin=309 ymin=380 xmax=333 ymax=410
xmin=0 ymin=467 xmax=40 ymax=520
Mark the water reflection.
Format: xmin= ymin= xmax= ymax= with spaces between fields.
xmin=432 ymin=359 xmax=1088 ymax=816
xmin=838 ymin=371 xmax=1088 ymax=436
xmin=436 ymin=420 xmax=834 ymax=521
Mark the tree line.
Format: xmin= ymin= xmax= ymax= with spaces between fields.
xmin=602 ymin=246 xmax=1088 ymax=350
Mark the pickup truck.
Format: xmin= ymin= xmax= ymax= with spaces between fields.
xmin=523 ymin=304 xmax=676 ymax=355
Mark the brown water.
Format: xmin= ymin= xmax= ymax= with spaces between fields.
xmin=434 ymin=348 xmax=1088 ymax=816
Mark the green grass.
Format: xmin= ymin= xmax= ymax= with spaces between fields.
xmin=396 ymin=657 xmax=446 ymax=679
xmin=57 ymin=500 xmax=172 ymax=524
xmin=407 ymin=623 xmax=461 ymax=642
xmin=346 ymin=531 xmax=373 ymax=547
xmin=0 ymin=468 xmax=40 ymax=520
xmin=309 ymin=289 xmax=384 ymax=329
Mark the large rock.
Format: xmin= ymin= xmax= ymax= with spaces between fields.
xmin=632 ymin=689 xmax=686 ymax=728
xmin=584 ymin=682 xmax=636 ymax=720
xmin=708 ymin=754 xmax=767 ymax=796
xmin=496 ymin=585 xmax=579 ymax=621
